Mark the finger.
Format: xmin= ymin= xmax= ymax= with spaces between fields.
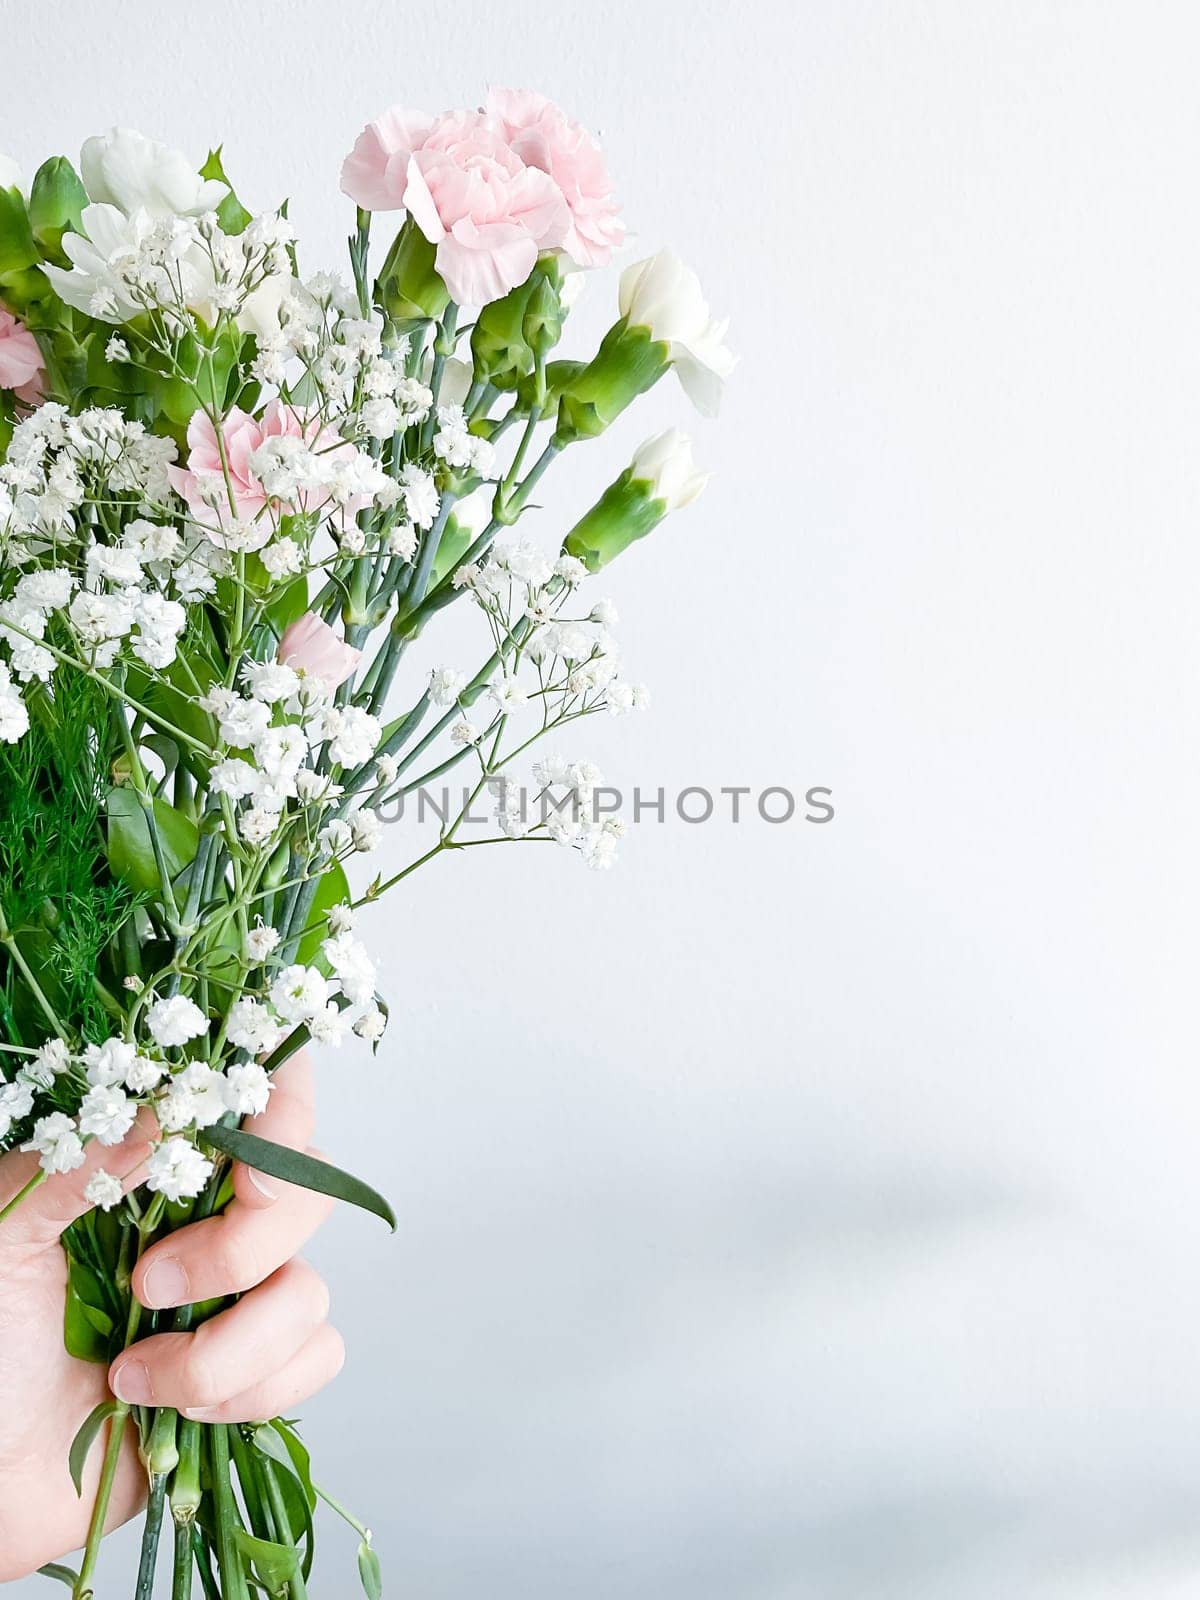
xmin=110 ymin=1257 xmax=329 ymax=1410
xmin=233 ymin=1049 xmax=315 ymax=1211
xmin=178 ymin=1323 xmax=345 ymax=1424
xmin=0 ymin=1106 xmax=159 ymax=1253
xmin=133 ymin=1148 xmax=333 ymax=1308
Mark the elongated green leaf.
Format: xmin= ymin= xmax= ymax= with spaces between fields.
xmin=200 ymin=148 xmax=252 ymax=236
xmin=198 ymin=1126 xmax=396 ymax=1231
xmin=233 ymin=1527 xmax=300 ymax=1594
xmin=63 ymin=1255 xmax=115 ymax=1363
xmin=36 ymin=1563 xmax=79 ymax=1588
xmin=358 ymin=1540 xmax=383 ymax=1600
xmin=253 ymin=1420 xmax=317 ymax=1512
xmin=69 ymin=1400 xmax=119 ymax=1496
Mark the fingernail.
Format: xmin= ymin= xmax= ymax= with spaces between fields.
xmin=142 ymin=1257 xmax=189 ymax=1309
xmin=181 ymin=1405 xmax=221 ymax=1421
xmin=248 ymin=1168 xmax=279 ymax=1202
xmin=112 ymin=1359 xmax=153 ymax=1405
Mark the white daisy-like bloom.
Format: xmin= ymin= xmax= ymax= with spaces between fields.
xmin=146 ymin=1138 xmax=214 ymax=1202
xmin=146 ymin=995 xmax=209 ymax=1048
xmin=22 ymin=1112 xmax=86 ymax=1174
xmin=85 ymin=1169 xmax=125 ymax=1212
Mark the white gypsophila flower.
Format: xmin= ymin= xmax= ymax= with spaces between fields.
xmin=125 ymin=1055 xmax=165 ymax=1093
xmin=308 ymin=1003 xmax=348 ymax=1047
xmin=319 ymin=818 xmax=353 ymax=856
xmin=326 ymin=903 xmax=355 ymax=936
xmin=0 ymin=1079 xmax=35 ymax=1140
xmin=449 ymin=719 xmax=482 ymax=748
xmin=355 ymin=1005 xmax=387 ymax=1043
xmin=105 ymin=336 xmax=130 ymax=363
xmin=78 ymin=1083 xmax=137 ymax=1146
xmin=498 ymin=540 xmax=554 ymax=588
xmin=580 ymin=825 xmax=619 ymax=870
xmin=590 ymin=599 xmax=619 ymax=626
xmin=554 ymin=554 xmax=588 ymax=586
xmin=428 ymin=666 xmax=466 ymax=707
xmin=360 ymin=398 xmax=399 ymax=439
xmin=83 ymin=1037 xmax=136 ymax=1087
xmin=399 ymin=463 xmax=439 ymax=528
xmin=0 ymin=670 xmax=29 ymax=743
xmin=321 ymin=932 xmax=377 ymax=1006
xmin=80 ymin=128 xmax=228 ymax=218
xmin=238 ymin=805 xmax=281 ymax=847
xmin=226 ymin=998 xmax=283 ymax=1055
xmin=295 ymin=769 xmax=343 ymax=804
xmin=629 ymin=428 xmax=708 ymax=512
xmin=22 ymin=1112 xmax=85 ymax=1174
xmin=209 ymin=757 xmax=259 ymax=800
xmin=14 ymin=568 xmax=75 ymax=612
xmin=146 ymin=1138 xmax=213 ymax=1202
xmin=33 ymin=1038 xmax=72 ymax=1080
xmin=173 ymin=560 xmax=218 ymax=603
xmin=245 ymin=922 xmax=281 ymax=963
xmin=487 ymin=675 xmax=527 ymax=716
xmin=215 ymin=696 xmax=271 ymax=750
xmin=155 ymin=1084 xmax=198 ymax=1133
xmin=146 ymin=994 xmax=208 ymax=1048
xmin=322 ymin=705 xmax=381 ymax=768
xmin=242 ymin=660 xmax=301 ymax=704
xmin=618 ymin=251 xmax=735 ymax=417
xmin=260 ymin=537 xmax=303 ymax=580
xmin=176 ymin=1063 xmax=228 ymax=1128
xmin=386 ymin=523 xmax=417 ymax=561
xmin=123 ymin=518 xmax=181 ymax=565
xmin=85 ymin=1169 xmax=125 ymax=1212
xmin=223 ymin=1062 xmax=271 ymax=1117
xmin=351 ymin=809 xmax=382 ymax=853
xmin=85 ymin=540 xmax=144 ymax=588
xmin=269 ymin=965 xmax=329 ymax=1024
xmin=374 ymin=754 xmax=398 ymax=788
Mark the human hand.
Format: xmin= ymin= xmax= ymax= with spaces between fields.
xmin=0 ymin=1052 xmax=343 ymax=1582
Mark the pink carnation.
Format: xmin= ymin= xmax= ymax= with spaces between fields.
xmin=168 ymin=401 xmax=357 ymax=548
xmin=485 ymin=88 xmax=623 ymax=269
xmin=0 ymin=308 xmax=44 ymax=404
xmin=279 ymin=612 xmax=361 ymax=691
xmin=341 ymin=107 xmax=568 ymax=306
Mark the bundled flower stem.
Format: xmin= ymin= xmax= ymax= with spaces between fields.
xmin=0 ymin=91 xmax=730 ymax=1598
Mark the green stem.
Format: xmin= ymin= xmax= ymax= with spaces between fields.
xmin=172 ymin=1519 xmax=193 ymax=1600
xmin=73 ymin=1405 xmax=130 ymax=1599
xmin=208 ymin=1425 xmax=249 ymax=1600
xmin=134 ymin=1473 xmax=168 ymax=1600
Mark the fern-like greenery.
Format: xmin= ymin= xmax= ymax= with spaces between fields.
xmin=0 ymin=674 xmax=134 ymax=1049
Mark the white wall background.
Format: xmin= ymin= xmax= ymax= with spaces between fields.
xmin=8 ymin=1 xmax=1200 ymax=1594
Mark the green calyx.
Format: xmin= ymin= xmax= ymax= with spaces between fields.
xmin=553 ymin=318 xmax=670 ymax=446
xmin=563 ymin=469 xmax=667 ymax=572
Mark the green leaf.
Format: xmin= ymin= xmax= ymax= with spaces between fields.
xmin=105 ymin=785 xmax=199 ymax=895
xmin=233 ymin=1527 xmax=300 ymax=1594
xmin=63 ymin=1256 xmax=116 ymax=1363
xmin=200 ymin=147 xmax=252 ymax=236
xmin=357 ymin=1540 xmax=383 ymax=1600
xmin=296 ymin=860 xmax=350 ymax=965
xmin=36 ymin=1563 xmax=79 ymax=1588
xmin=0 ymin=185 xmax=39 ymax=275
xmin=69 ymin=1400 xmax=119 ymax=1496
xmin=198 ymin=1125 xmax=396 ymax=1231
xmin=253 ymin=1420 xmax=316 ymax=1512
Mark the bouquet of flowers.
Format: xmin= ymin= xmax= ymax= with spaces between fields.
xmin=0 ymin=88 xmax=730 ymax=1598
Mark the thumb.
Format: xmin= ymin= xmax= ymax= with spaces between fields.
xmin=0 ymin=1106 xmax=158 ymax=1255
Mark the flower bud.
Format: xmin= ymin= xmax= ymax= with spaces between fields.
xmin=618 ymin=250 xmax=734 ymax=417
xmin=552 ymin=319 xmax=670 ymax=446
xmin=563 ymin=429 xmax=708 ymax=571
xmin=377 ymin=217 xmax=449 ymax=327
xmin=470 ymin=278 xmax=534 ymax=390
xmin=27 ymin=157 xmax=87 ymax=266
